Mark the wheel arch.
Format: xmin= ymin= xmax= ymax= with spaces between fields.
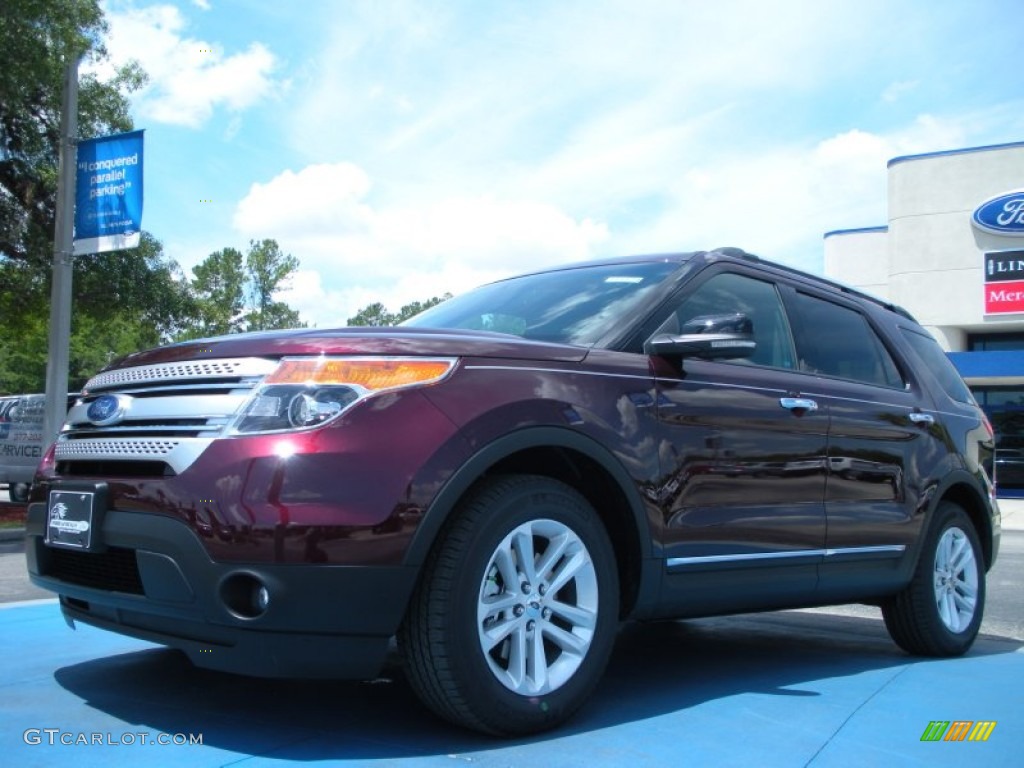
xmin=403 ymin=426 xmax=656 ymax=619
xmin=924 ymin=472 xmax=997 ymax=571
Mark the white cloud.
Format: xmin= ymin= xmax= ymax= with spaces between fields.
xmin=234 ymin=163 xmax=374 ymax=235
xmin=278 ymin=0 xmax=917 ymax=282
xmin=231 ymin=105 xmax=997 ymax=328
xmin=97 ymin=3 xmax=279 ymax=127
xmin=233 ymin=163 xmax=608 ymax=327
xmin=124 ymin=0 xmax=1024 ymax=336
xmin=372 ymin=197 xmax=607 ymax=270
xmin=624 ymin=115 xmax=977 ymax=274
xmin=288 ymin=0 xmax=886 ymax=170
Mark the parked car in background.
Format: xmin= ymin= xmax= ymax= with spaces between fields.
xmin=0 ymin=394 xmax=48 ymax=503
xmin=24 ymin=247 xmax=1000 ymax=735
xmin=0 ymin=394 xmax=76 ymax=503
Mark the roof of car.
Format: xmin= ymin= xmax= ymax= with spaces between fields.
xmin=530 ymin=247 xmax=916 ymax=322
xmin=543 ymin=251 xmax=699 ymax=269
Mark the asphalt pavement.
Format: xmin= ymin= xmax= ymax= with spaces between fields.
xmin=0 ymin=494 xmax=1021 ymax=766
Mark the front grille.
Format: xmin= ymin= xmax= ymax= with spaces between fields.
xmin=56 ymin=460 xmax=173 ymax=477
xmin=57 ymin=438 xmax=180 ymax=457
xmin=43 ymin=546 xmax=144 ymax=594
xmin=55 ymin=356 xmax=278 ymax=475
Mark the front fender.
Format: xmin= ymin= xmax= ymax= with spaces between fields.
xmin=402 ymin=425 xmax=655 ymax=568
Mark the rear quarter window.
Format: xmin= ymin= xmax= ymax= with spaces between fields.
xmin=900 ymin=328 xmax=975 ymax=404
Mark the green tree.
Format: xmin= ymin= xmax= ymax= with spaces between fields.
xmin=174 ymin=239 xmax=306 ymax=341
xmin=347 ymin=293 xmax=451 ymax=327
xmin=0 ymin=315 xmax=48 ymax=395
xmin=68 ymin=313 xmax=163 ymax=389
xmin=0 ymin=0 xmax=146 ymax=267
xmin=0 ymin=234 xmax=194 ymax=393
xmin=73 ymin=232 xmax=194 ymax=340
xmin=0 ymin=0 xmax=187 ymax=394
xmin=347 ymin=302 xmax=394 ymax=327
xmin=254 ymin=301 xmax=303 ymax=331
xmin=243 ymin=238 xmax=302 ymax=331
xmin=189 ymin=247 xmax=246 ymax=337
xmin=394 ymin=294 xmax=452 ymax=323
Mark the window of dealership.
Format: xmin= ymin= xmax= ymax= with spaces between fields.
xmin=824 ymin=140 xmax=1024 ymax=489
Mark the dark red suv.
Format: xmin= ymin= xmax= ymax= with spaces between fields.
xmin=26 ymin=248 xmax=1000 ymax=735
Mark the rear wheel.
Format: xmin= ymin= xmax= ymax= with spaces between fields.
xmin=882 ymin=501 xmax=985 ymax=656
xmin=400 ymin=475 xmax=619 ymax=735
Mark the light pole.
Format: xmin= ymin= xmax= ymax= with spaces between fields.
xmin=43 ymin=55 xmax=81 ymax=445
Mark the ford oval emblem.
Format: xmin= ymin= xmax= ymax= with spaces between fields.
xmin=86 ymin=394 xmax=129 ymax=426
xmin=973 ymin=189 xmax=1024 ymax=236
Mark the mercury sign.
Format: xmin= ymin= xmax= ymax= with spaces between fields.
xmin=73 ymin=129 xmax=144 ymax=255
xmin=984 ymin=250 xmax=1024 ymax=314
xmin=973 ymin=189 xmax=1024 ymax=236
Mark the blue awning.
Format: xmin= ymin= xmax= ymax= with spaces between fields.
xmin=948 ymin=350 xmax=1024 ymax=379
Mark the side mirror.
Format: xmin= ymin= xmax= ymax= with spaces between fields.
xmin=644 ymin=312 xmax=756 ymax=360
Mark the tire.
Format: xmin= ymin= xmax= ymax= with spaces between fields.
xmin=399 ymin=475 xmax=620 ymax=735
xmin=882 ymin=501 xmax=985 ymax=656
xmin=8 ymin=483 xmax=30 ymax=503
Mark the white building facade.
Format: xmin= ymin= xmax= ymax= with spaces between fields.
xmin=824 ymin=140 xmax=1024 ymax=487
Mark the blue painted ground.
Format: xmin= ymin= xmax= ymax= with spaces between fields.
xmin=1 ymin=599 xmax=1020 ymax=767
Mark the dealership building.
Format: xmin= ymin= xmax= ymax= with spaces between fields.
xmin=823 ymin=140 xmax=1024 ymax=486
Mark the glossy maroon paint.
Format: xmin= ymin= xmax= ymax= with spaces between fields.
xmin=23 ymin=249 xmax=1001 ymax=696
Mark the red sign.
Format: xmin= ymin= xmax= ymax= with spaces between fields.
xmin=985 ymin=279 xmax=1024 ymax=314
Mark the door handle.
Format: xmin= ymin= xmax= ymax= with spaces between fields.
xmin=909 ymin=411 xmax=935 ymax=426
xmin=780 ymin=397 xmax=818 ymax=411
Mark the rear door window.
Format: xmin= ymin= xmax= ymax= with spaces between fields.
xmin=788 ymin=292 xmax=904 ymax=388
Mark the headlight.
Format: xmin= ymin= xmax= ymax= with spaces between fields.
xmin=229 ymin=356 xmax=456 ymax=434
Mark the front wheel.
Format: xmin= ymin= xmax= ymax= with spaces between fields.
xmin=882 ymin=501 xmax=985 ymax=656
xmin=400 ymin=475 xmax=619 ymax=735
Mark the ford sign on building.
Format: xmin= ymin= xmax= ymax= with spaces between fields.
xmin=973 ymin=189 xmax=1024 ymax=237
xmin=824 ymin=140 xmax=1024 ymax=492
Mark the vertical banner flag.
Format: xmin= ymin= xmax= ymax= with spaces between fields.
xmin=73 ymin=129 xmax=144 ymax=255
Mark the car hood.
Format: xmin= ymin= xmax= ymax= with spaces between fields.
xmin=107 ymin=327 xmax=591 ymax=370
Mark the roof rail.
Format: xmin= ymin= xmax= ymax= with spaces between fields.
xmin=706 ymin=247 xmax=917 ymax=322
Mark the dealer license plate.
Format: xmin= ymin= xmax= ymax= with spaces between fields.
xmin=46 ymin=490 xmax=96 ymax=550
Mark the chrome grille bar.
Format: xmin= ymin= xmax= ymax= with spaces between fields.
xmin=56 ymin=357 xmax=277 ymax=474
xmin=85 ymin=357 xmax=277 ymax=392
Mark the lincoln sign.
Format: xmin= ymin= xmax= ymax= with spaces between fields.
xmin=984 ymin=250 xmax=1024 ymax=314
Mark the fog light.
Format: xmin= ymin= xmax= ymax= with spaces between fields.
xmin=256 ymin=585 xmax=270 ymax=612
xmin=220 ymin=573 xmax=270 ymax=619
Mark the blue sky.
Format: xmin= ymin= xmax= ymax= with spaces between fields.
xmin=91 ymin=0 xmax=1024 ymax=328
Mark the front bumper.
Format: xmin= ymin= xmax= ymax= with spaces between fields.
xmin=25 ymin=502 xmax=417 ymax=679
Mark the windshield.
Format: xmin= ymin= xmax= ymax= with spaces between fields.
xmin=402 ymin=261 xmax=683 ymax=345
